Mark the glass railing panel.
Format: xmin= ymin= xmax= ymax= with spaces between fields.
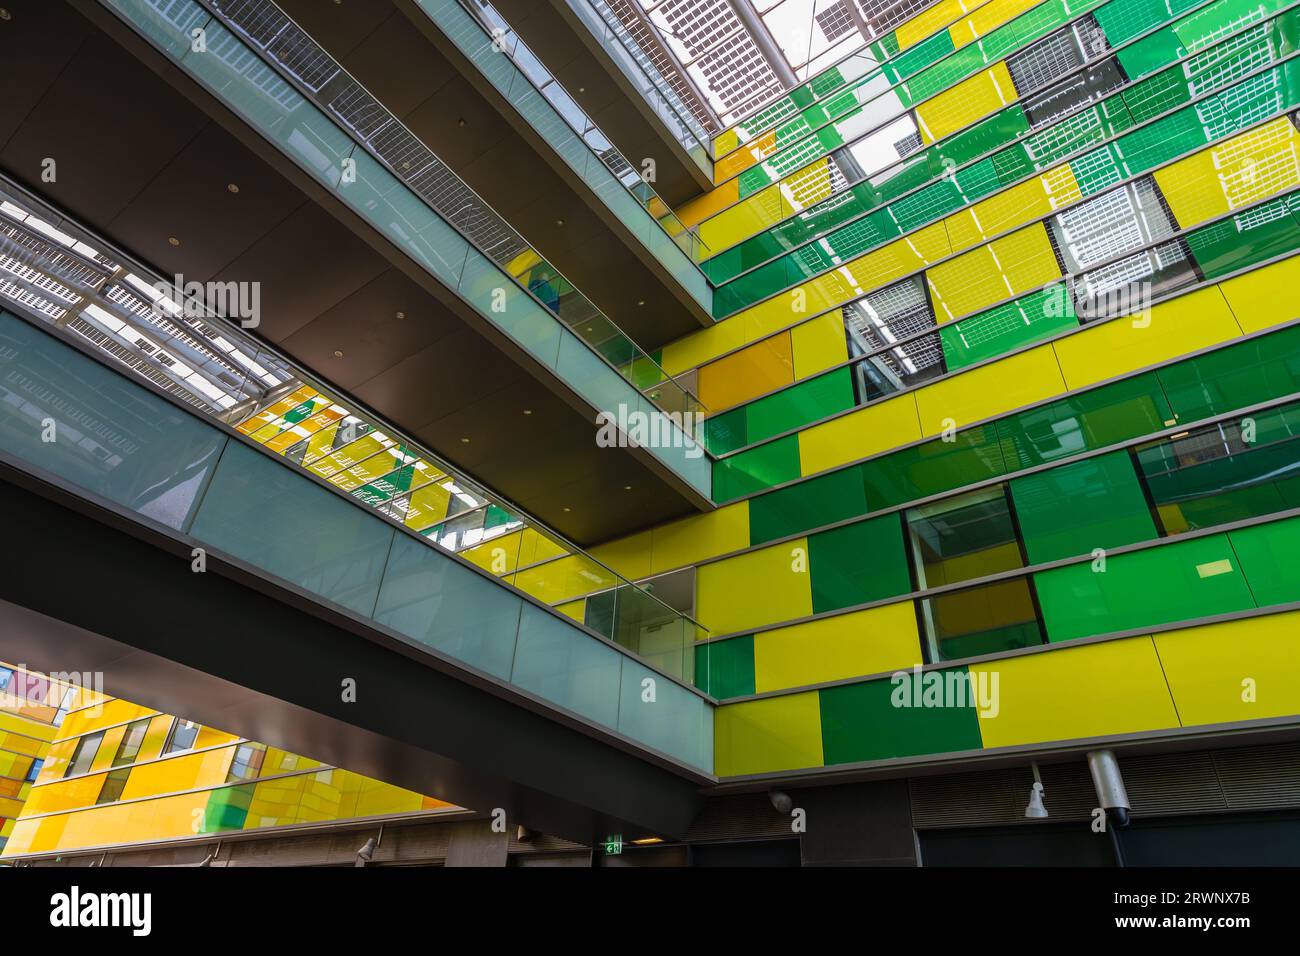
xmin=0 ymin=306 xmax=713 ymax=771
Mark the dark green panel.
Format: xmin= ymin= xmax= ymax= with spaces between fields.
xmin=1011 ymin=449 xmax=1159 ymax=563
xmin=1158 ymin=321 xmax=1300 ymax=423
xmin=1229 ymin=514 xmax=1300 ymax=609
xmin=694 ymin=636 xmax=755 ymax=700
xmin=1186 ymin=195 xmax=1300 ymax=279
xmin=809 ymin=513 xmax=912 ymax=613
xmin=1034 ymin=533 xmax=1256 ymax=642
xmin=746 ymin=368 xmax=856 ymax=446
xmin=996 ymin=371 xmax=1175 ymax=471
xmin=860 ymin=425 xmax=1006 ymax=508
xmin=712 ymin=434 xmax=801 ymax=503
xmin=819 ymin=668 xmax=984 ymax=765
xmin=748 ymin=465 xmax=871 ymax=546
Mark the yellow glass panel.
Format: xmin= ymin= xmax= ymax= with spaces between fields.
xmin=460 ymin=530 xmax=525 ymax=576
xmin=650 ymin=501 xmax=751 ymax=573
xmin=943 ymin=165 xmax=1082 ymax=250
xmin=714 ymin=692 xmax=824 ymax=775
xmin=403 ymin=482 xmax=453 ymax=532
xmin=754 ymin=601 xmax=922 ymax=693
xmin=698 ymin=181 xmax=792 ymax=250
xmin=927 ymin=222 xmax=1062 ymax=321
xmin=57 ymin=700 xmax=155 ymax=740
xmin=914 ymin=61 xmax=1014 ymax=145
xmin=696 ymin=538 xmax=814 ymax=634
xmin=1051 ymin=286 xmax=1242 ymax=391
xmin=1217 ymin=253 xmax=1300 ymax=333
xmin=970 ymin=637 xmax=1179 ymax=748
xmin=1155 ymin=611 xmax=1300 ymax=726
xmin=698 ymin=331 xmax=794 ymax=410
xmin=1155 ymin=117 xmax=1300 ymax=228
xmin=555 ymin=598 xmax=586 ymax=622
xmin=897 ymin=0 xmax=982 ymax=49
xmin=661 ymin=317 xmax=747 ymax=376
xmin=798 ymin=394 xmax=923 ymax=475
xmin=914 ymin=345 xmax=1066 ymax=434
xmin=715 ymin=129 xmax=777 ymax=182
xmin=510 ymin=553 xmax=620 ymax=605
xmin=590 ymin=529 xmax=654 ymax=582
xmin=713 ymin=127 xmax=741 ymax=159
xmin=791 ymin=309 xmax=850 ymax=379
xmin=118 ymin=747 xmax=234 ymax=801
xmin=675 ymin=178 xmax=740 ymax=228
xmin=951 ymin=0 xmax=1041 ymax=48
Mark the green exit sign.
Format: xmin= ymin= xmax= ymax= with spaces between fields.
xmin=603 ymin=834 xmax=623 ymax=855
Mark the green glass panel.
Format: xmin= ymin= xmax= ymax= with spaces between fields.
xmin=712 ymin=434 xmax=801 ymax=503
xmin=1115 ymin=20 xmax=1185 ymax=78
xmin=861 ymin=424 xmax=1007 ymax=508
xmin=940 ymin=285 xmax=1078 ymax=370
xmin=745 ymin=367 xmax=856 ymax=448
xmin=1011 ymin=449 xmax=1159 ymax=563
xmin=1034 ymin=532 xmax=1255 ymax=642
xmin=996 ymin=371 xmax=1175 ymax=471
xmin=748 ymin=465 xmax=871 ymax=546
xmin=1094 ymin=0 xmax=1204 ymax=46
xmin=694 ymin=636 xmax=755 ymax=699
xmin=819 ymin=668 xmax=984 ymax=764
xmin=1186 ymin=195 xmax=1300 ymax=279
xmin=706 ymin=406 xmax=748 ymax=455
xmin=1157 ymin=322 xmax=1300 ymax=423
xmin=886 ymin=29 xmax=955 ymax=85
xmin=1230 ymin=514 xmax=1300 ymax=608
xmin=203 ymin=784 xmax=253 ymax=833
xmin=809 ymin=513 xmax=913 ymax=613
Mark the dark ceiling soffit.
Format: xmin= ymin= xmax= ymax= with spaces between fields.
xmin=0 ymin=457 xmax=709 ymax=842
xmin=69 ymin=0 xmax=715 ymax=513
xmin=387 ymin=0 xmax=715 ymax=328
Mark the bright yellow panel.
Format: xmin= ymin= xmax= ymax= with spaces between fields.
xmin=791 ymin=309 xmax=850 ymax=379
xmin=510 ymin=554 xmax=620 ymax=605
xmin=754 ymin=601 xmax=922 ymax=693
xmin=698 ymin=183 xmax=790 ymax=250
xmin=554 ymin=598 xmax=586 ymax=622
xmin=697 ymin=331 xmax=794 ymax=410
xmin=713 ymin=127 xmax=741 ymax=159
xmin=951 ymin=0 xmax=1040 ymax=48
xmin=1217 ymin=253 xmax=1300 ymax=333
xmin=927 ymin=222 xmax=1062 ymax=321
xmin=1154 ymin=118 xmax=1300 ymax=227
xmin=660 ymin=317 xmax=747 ymax=376
xmin=798 ymin=394 xmax=922 ymax=475
xmin=696 ymin=538 xmax=813 ymax=634
xmin=896 ymin=0 xmax=981 ymax=49
xmin=650 ymin=501 xmax=750 ymax=574
xmin=915 ymin=61 xmax=1014 ymax=144
xmin=1051 ymin=285 xmax=1242 ymax=391
xmin=943 ymin=165 xmax=1082 ymax=250
xmin=970 ymin=637 xmax=1179 ymax=748
xmin=714 ymin=692 xmax=824 ymax=775
xmin=676 ymin=178 xmax=739 ymax=228
xmin=714 ymin=129 xmax=776 ymax=181
xmin=914 ymin=345 xmax=1066 ymax=435
xmin=590 ymin=529 xmax=653 ymax=582
xmin=1155 ymin=611 xmax=1300 ymax=726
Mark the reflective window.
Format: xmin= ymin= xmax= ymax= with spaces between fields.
xmin=226 ymin=742 xmax=267 ymax=783
xmin=905 ymin=486 xmax=1025 ymax=589
xmin=110 ymin=719 xmax=150 ymax=768
xmin=96 ymin=768 xmax=131 ymax=805
xmin=920 ymin=577 xmax=1045 ymax=662
xmin=163 ymin=719 xmax=200 ymax=756
xmin=64 ymin=731 xmax=104 ymax=778
xmin=25 ymin=758 xmax=43 ymax=783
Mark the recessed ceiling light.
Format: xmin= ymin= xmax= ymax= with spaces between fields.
xmin=624 ymin=485 xmax=632 ymax=491
xmin=637 ymin=300 xmax=645 ymax=306
xmin=333 ymin=350 xmax=344 ymax=358
xmin=226 ymin=183 xmax=240 ymax=194
xmin=556 ymin=219 xmax=565 ymax=226
xmin=563 ymin=507 xmax=571 ymax=512
xmin=0 ymin=9 xmax=12 ymax=21
xmin=394 ymin=310 xmax=406 ymax=320
xmin=167 ymin=237 xmax=180 ymax=246
xmin=460 ymin=437 xmax=470 ymax=444
xmin=457 ymin=118 xmax=467 ymax=128
xmin=523 ymin=409 xmax=532 ymax=415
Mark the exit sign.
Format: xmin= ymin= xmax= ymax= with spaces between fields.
xmin=603 ymin=834 xmax=623 ymax=855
